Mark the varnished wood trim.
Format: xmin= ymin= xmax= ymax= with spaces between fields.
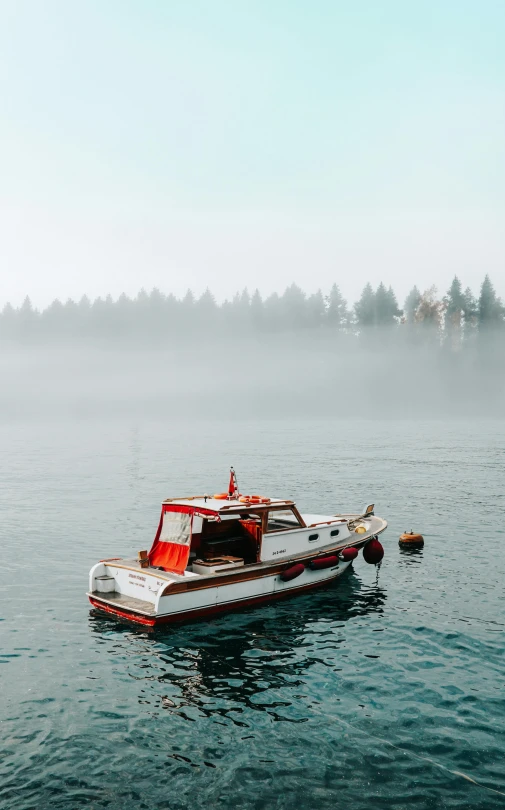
xmin=291 ymin=505 xmax=306 ymax=528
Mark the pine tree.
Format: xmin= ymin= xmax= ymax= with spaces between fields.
xmin=263 ymin=292 xmax=281 ymax=331
xmin=354 ymin=283 xmax=375 ymax=328
xmin=0 ymin=302 xmax=16 ymax=339
xmin=250 ymin=289 xmax=263 ymax=330
xmin=114 ymin=293 xmax=132 ymax=337
xmin=196 ymin=289 xmax=217 ymax=331
xmin=404 ymin=286 xmax=421 ymax=324
xmin=239 ymin=288 xmax=250 ymax=310
xmin=181 ymin=289 xmax=195 ymax=331
xmin=374 ymin=283 xmax=389 ymax=326
xmin=18 ymin=296 xmax=38 ymax=339
xmin=326 ymin=284 xmax=348 ymax=329
xmin=388 ymin=287 xmax=403 ymax=319
xmin=281 ymin=284 xmax=307 ymax=329
xmin=445 ymin=276 xmax=465 ymax=317
xmin=306 ymin=290 xmax=326 ymax=328
xmin=76 ymin=295 xmax=91 ymax=338
xmin=478 ymin=275 xmax=504 ymax=329
xmin=444 ymin=276 xmax=465 ymax=349
xmin=42 ymin=299 xmax=64 ymax=337
xmin=462 ymin=287 xmax=478 ymax=341
xmin=375 ymin=283 xmax=402 ymax=326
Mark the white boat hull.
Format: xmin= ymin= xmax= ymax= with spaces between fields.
xmin=88 ymin=558 xmax=352 ymax=627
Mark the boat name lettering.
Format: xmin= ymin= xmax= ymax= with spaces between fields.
xmin=272 ymin=549 xmax=287 ymax=556
xmin=129 ymin=573 xmax=146 ymax=582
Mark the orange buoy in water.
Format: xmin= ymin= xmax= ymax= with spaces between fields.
xmin=399 ymin=531 xmax=424 ymax=547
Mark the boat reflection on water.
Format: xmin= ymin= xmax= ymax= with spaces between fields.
xmin=88 ymin=571 xmax=387 ymax=720
xmin=398 ymin=545 xmax=424 ymax=566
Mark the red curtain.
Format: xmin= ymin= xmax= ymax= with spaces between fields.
xmin=148 ymin=505 xmax=217 ymax=574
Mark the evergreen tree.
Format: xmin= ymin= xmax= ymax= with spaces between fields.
xmin=462 ymin=286 xmax=478 ymax=340
xmin=0 ymin=302 xmax=16 ymax=339
xmin=196 ymin=289 xmax=217 ymax=333
xmin=147 ymin=288 xmax=168 ymax=337
xmin=404 ymin=286 xmax=421 ymax=324
xmin=478 ymin=275 xmax=504 ymax=329
xmin=250 ymin=289 xmax=263 ymax=330
xmin=237 ymin=289 xmax=252 ymax=331
xmin=263 ymin=292 xmax=281 ymax=331
xmin=388 ymin=286 xmax=403 ymax=319
xmin=375 ymin=283 xmax=402 ymax=326
xmin=239 ymin=288 xmax=250 ymax=311
xmin=114 ymin=293 xmax=133 ymax=337
xmin=136 ymin=288 xmax=149 ymax=305
xmin=181 ymin=289 xmax=195 ymax=318
xmin=306 ymin=290 xmax=326 ymax=328
xmin=197 ymin=288 xmax=216 ymax=309
xmin=41 ymin=298 xmax=64 ymax=337
xmin=354 ymin=283 xmax=375 ymax=328
xmin=18 ymin=296 xmax=38 ymax=339
xmin=77 ymin=295 xmax=91 ymax=337
xmin=445 ymin=276 xmax=465 ymax=317
xmin=281 ymin=284 xmax=307 ymax=329
xmin=374 ymin=283 xmax=389 ymax=326
xmin=444 ymin=276 xmax=465 ymax=349
xmin=326 ymin=284 xmax=348 ymax=329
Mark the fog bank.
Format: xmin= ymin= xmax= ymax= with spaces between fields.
xmin=2 ymin=331 xmax=504 ymax=421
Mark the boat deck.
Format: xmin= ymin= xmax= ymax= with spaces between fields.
xmin=89 ymin=591 xmax=156 ymax=616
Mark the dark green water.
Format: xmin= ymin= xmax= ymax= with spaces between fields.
xmin=1 ymin=420 xmax=504 ymax=810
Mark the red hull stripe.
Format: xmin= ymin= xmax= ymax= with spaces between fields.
xmin=89 ymin=573 xmax=342 ymax=626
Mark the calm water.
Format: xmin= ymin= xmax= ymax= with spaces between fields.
xmin=1 ymin=419 xmax=504 ymax=810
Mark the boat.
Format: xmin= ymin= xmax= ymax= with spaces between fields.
xmin=87 ymin=469 xmax=387 ymax=626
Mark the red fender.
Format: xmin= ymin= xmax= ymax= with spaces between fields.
xmin=309 ymin=555 xmax=339 ymax=570
xmin=280 ymin=563 xmax=305 ymax=582
xmin=340 ymin=547 xmax=359 ymax=561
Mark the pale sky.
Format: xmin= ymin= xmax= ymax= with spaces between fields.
xmin=1 ymin=0 xmax=504 ymax=308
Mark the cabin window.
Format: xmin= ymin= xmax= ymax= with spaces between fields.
xmin=266 ymin=508 xmax=302 ymax=532
xmin=330 ymin=528 xmax=340 ymax=537
xmin=308 ymin=533 xmax=319 ymax=542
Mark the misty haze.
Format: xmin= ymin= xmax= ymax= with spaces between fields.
xmin=1 ymin=276 xmax=504 ymax=420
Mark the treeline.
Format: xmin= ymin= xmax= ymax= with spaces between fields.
xmin=1 ymin=275 xmax=503 ymax=347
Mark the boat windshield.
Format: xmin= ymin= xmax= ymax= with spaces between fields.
xmin=266 ymin=508 xmax=302 ymax=532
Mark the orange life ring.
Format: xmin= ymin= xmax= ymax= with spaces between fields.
xmin=213 ymin=492 xmax=229 ymax=500
xmin=239 ymin=496 xmax=251 ymax=503
xmin=250 ymin=495 xmax=271 ymax=504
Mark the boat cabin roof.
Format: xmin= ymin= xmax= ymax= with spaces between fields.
xmin=162 ymin=496 xmax=294 ymax=515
